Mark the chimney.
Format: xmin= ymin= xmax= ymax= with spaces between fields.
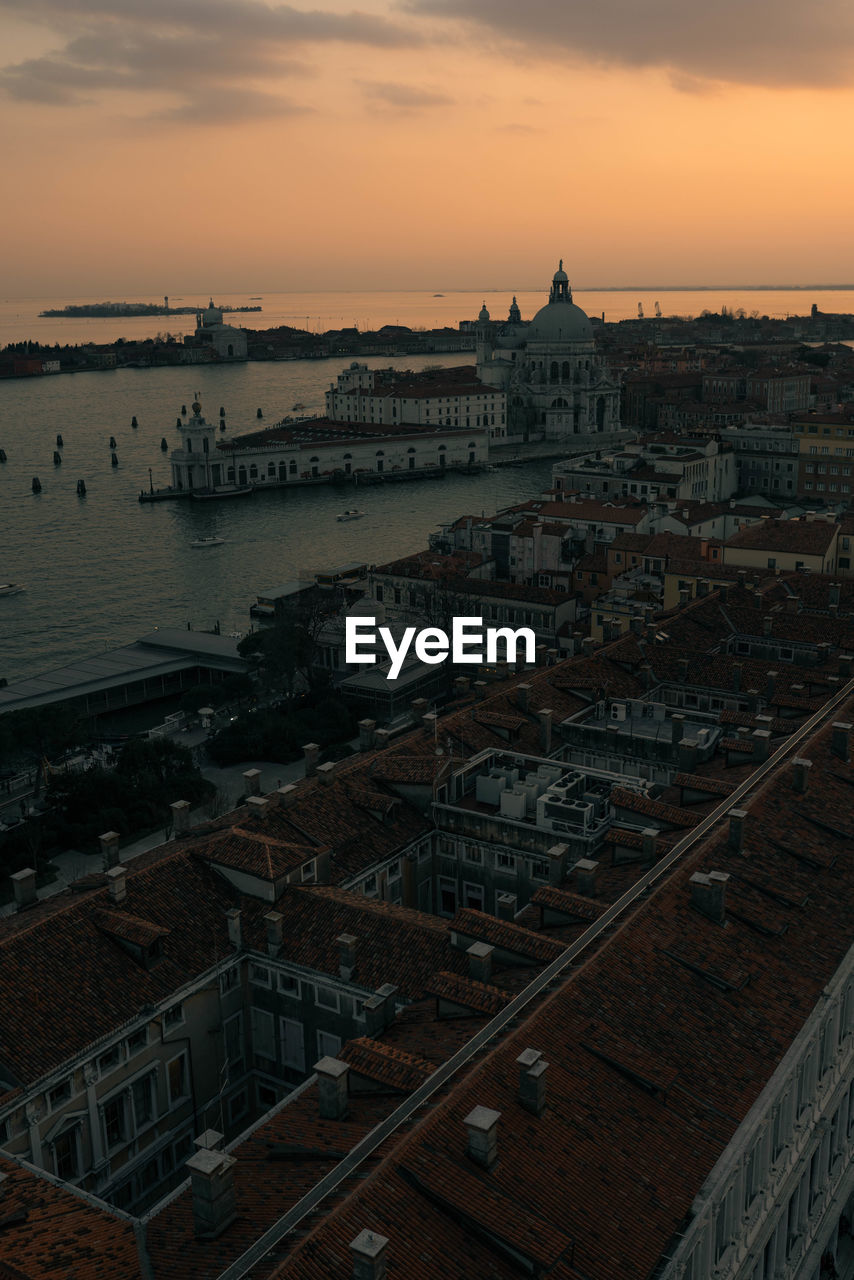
xmin=11 ymin=867 xmax=37 ymax=910
xmin=697 ymin=578 xmax=710 ymax=598
xmin=358 ymin=719 xmax=376 ymax=751
xmin=316 ymin=761 xmax=336 ymax=787
xmin=546 ymin=842 xmax=569 ymax=886
xmin=99 ymin=830 xmax=121 ymax=868
xmin=792 ymin=757 xmax=812 ymax=794
xmin=538 ymin=708 xmax=553 ymax=754
xmin=829 ymin=582 xmax=841 ymax=608
xmin=373 ymin=728 xmax=392 ymax=749
xmin=574 ymin=857 xmax=598 ymax=897
xmin=473 ymin=680 xmax=488 ymax=700
xmin=315 ymin=1056 xmax=349 ymax=1119
xmin=242 ymin=768 xmax=262 ymax=796
xmin=276 ymin=783 xmax=298 ymax=809
xmin=362 ymin=994 xmax=385 ymax=1037
xmin=516 ymin=1048 xmax=548 ymax=1117
xmin=832 ymin=722 xmax=851 ymax=762
xmin=582 ymin=636 xmax=595 ymax=657
xmin=678 ymin=738 xmax=698 ymax=773
xmin=454 ymin=676 xmax=470 ymax=698
xmin=690 ymin=870 xmax=729 ymax=924
xmin=732 ymin=663 xmax=742 ymax=692
xmin=640 ymin=663 xmax=655 ymax=690
xmin=753 ymin=591 xmax=763 ymax=610
xmin=670 ymin=712 xmax=686 ymax=745
xmin=264 ymin=912 xmax=283 ymax=957
xmin=464 ymin=1106 xmax=501 ymax=1169
xmin=840 ymin=654 xmax=853 ymax=678
xmin=350 ymin=1230 xmax=389 ymax=1280
xmin=106 ymin=865 xmax=126 ymax=904
xmin=752 ymin=728 xmax=771 ymax=762
xmin=225 ymin=908 xmax=242 ymax=950
xmin=547 ymin=648 xmax=559 ymax=666
xmin=246 ymin=794 xmax=269 ymax=819
xmin=677 ymin=657 xmax=690 ymax=683
xmin=496 ymin=891 xmax=517 ymax=921
xmin=337 ymin=933 xmax=357 ymax=981
xmin=679 ymin=588 xmax=690 ymax=608
xmin=766 ymin=670 xmax=778 ymax=703
xmin=536 ymin=644 xmax=548 ymax=667
xmin=467 ymin=941 xmax=493 ymax=983
xmin=630 ymin=614 xmax=643 ymax=636
xmin=737 ymin=570 xmax=746 ymax=588
xmin=193 ymin=1129 xmax=224 ymax=1153
xmin=302 ymin=743 xmax=320 ymax=778
xmin=423 ymin=711 xmax=438 ymax=737
xmin=642 ymin=828 xmax=658 ymax=862
xmin=762 ymin=615 xmax=772 ymax=636
xmin=410 ymin=698 xmax=429 ymax=721
xmin=170 ymin=800 xmax=191 ymax=834
xmin=516 ymin=683 xmax=532 ymax=712
xmin=720 ymin=584 xmax=729 ymax=603
xmin=728 ymin=808 xmax=747 ymax=853
xmin=186 ymin=1147 xmax=237 ymax=1238
xmin=377 ymin=982 xmax=398 ymax=1024
xmin=785 ymin=595 xmax=800 ymax=614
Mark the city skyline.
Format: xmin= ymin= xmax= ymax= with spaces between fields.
xmin=1 ymin=0 xmax=853 ymax=295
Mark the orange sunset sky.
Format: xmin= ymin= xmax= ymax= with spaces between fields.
xmin=1 ymin=0 xmax=853 ymax=295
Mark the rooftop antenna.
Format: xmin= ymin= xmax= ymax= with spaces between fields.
xmin=638 ymin=303 xmax=644 ymax=319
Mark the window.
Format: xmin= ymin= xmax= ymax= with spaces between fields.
xmin=224 ymin=1012 xmax=245 ymax=1078
xmin=163 ymin=1003 xmax=184 ymax=1031
xmin=251 ymin=1008 xmax=275 ymax=1060
xmin=98 ymin=1044 xmax=122 ymax=1074
xmin=48 ymin=1081 xmax=71 ymax=1111
xmin=496 ymin=851 xmax=516 ymax=870
xmin=227 ymin=1090 xmax=248 ymax=1126
xmin=132 ymin=1073 xmax=155 ymax=1128
xmin=53 ymin=1127 xmax=80 ymax=1180
xmin=464 ymin=845 xmax=482 ymax=864
xmin=277 ymin=972 xmax=300 ymax=998
xmin=219 ymin=967 xmax=240 ymax=995
xmin=167 ymin=1054 xmax=188 ymax=1106
xmin=127 ymin=1028 xmax=148 ymax=1055
xmin=317 ymin=1030 xmax=342 ymax=1059
xmin=103 ymin=1095 xmax=128 ymax=1149
xmin=301 ymin=859 xmax=316 ymax=882
xmin=363 ymin=874 xmax=377 ymax=897
xmin=387 ymin=859 xmax=401 ymax=882
xmin=257 ymin=1084 xmax=278 ymax=1109
xmin=531 ymin=859 xmax=549 ymax=880
xmin=280 ymin=1017 xmax=305 ymax=1071
xmin=315 ymin=986 xmax=340 ymax=1012
xmin=250 ymin=964 xmax=272 ymax=988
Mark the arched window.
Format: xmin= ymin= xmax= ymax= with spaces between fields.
xmin=596 ymin=397 xmax=606 ymax=430
xmin=267 ymin=462 xmax=276 ymax=477
xmin=278 ymin=462 xmax=287 ymax=480
xmin=561 ymin=361 xmax=570 ymax=380
xmin=249 ymin=464 xmax=258 ymax=480
xmin=438 ymin=445 xmax=447 ymax=451
xmin=376 ymin=450 xmax=384 ymax=457
xmin=289 ymin=459 xmax=297 ymax=474
xmin=551 ymin=397 xmax=568 ymax=409
xmin=407 ymin=446 xmax=416 ymax=453
xmin=227 ymin=467 xmax=235 ymax=483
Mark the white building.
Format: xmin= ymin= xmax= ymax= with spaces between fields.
xmin=325 ymin=364 xmax=508 ymax=443
xmin=187 ymin=300 xmax=247 ymax=361
xmin=476 ymin=263 xmax=623 ymax=444
xmin=552 ymin=436 xmax=737 ymax=504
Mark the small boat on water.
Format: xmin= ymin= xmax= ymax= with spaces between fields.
xmin=191 ymin=536 xmax=225 ymax=548
xmin=292 ymin=402 xmax=306 ymax=412
xmin=0 ymin=583 xmax=25 ymax=597
xmin=191 ymin=484 xmax=253 ymax=501
xmin=336 ymin=508 xmax=366 ymax=522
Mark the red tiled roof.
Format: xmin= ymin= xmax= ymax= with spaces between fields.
xmin=449 ymin=909 xmax=565 ymax=964
xmin=425 ymin=971 xmax=510 ymax=1016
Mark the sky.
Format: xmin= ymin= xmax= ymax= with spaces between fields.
xmin=1 ymin=0 xmax=853 ymax=295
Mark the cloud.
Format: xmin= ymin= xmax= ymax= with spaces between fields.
xmin=0 ymin=0 xmax=422 ymax=120
xmin=360 ymin=80 xmax=453 ymax=110
xmin=402 ymin=0 xmax=854 ymax=88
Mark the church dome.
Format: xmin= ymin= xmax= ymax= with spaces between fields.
xmin=478 ymin=302 xmax=490 ymax=322
xmin=527 ymin=299 xmax=592 ymax=342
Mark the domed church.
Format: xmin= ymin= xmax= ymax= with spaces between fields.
xmin=476 ymin=262 xmax=621 ymax=443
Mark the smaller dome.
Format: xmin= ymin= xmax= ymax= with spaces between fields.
xmin=478 ymin=302 xmax=490 ymax=322
xmin=553 ymin=259 xmax=568 ymax=283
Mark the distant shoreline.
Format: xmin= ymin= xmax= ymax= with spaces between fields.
xmin=39 ymin=304 xmax=263 ymax=318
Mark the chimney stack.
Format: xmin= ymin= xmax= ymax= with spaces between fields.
xmin=467 ymin=941 xmax=493 ymax=983
xmin=454 ymin=676 xmax=470 ymax=698
xmin=690 ymin=871 xmax=729 ymax=924
xmin=832 ymin=722 xmax=851 ymax=762
xmin=170 ymin=800 xmax=191 ymax=834
xmin=496 ymin=891 xmax=517 ymax=922
xmin=264 ymin=912 xmax=283 ymax=957
xmin=678 ymin=657 xmax=690 ymax=682
xmin=276 ymin=783 xmax=298 ymax=809
xmin=246 ymin=794 xmax=269 ymax=819
xmin=538 ymin=709 xmax=553 ymax=754
xmin=242 ymin=768 xmax=262 ymax=796
xmin=581 ymin=637 xmax=595 ymax=657
xmin=765 ymin=670 xmax=778 ymax=703
xmin=642 ymin=828 xmax=658 ymax=862
xmin=516 ymin=1048 xmax=548 ymax=1117
xmin=516 ymin=683 xmax=532 ymax=712
xmin=751 ymin=729 xmax=771 ymax=762
xmin=792 ymin=758 xmax=812 ymax=794
xmin=302 ymin=743 xmax=320 ymax=778
xmin=574 ymin=857 xmax=598 ymax=897
xmin=423 ymin=711 xmax=438 ymax=738
xmin=410 ymin=697 xmax=429 ymax=722
xmin=106 ymin=865 xmax=126 ymax=904
xmin=225 ymin=908 xmax=242 ymax=950
xmin=697 ymin=578 xmax=709 ymax=597
xmin=464 ymin=1106 xmax=501 ymax=1169
xmin=728 ymin=808 xmax=747 ymax=853
xmin=473 ymin=680 xmax=488 ymax=701
xmin=838 ymin=654 xmax=853 ymax=678
xmin=11 ymin=867 xmax=37 ymax=910
xmin=186 ymin=1147 xmax=237 ymax=1238
xmin=99 ymin=830 xmax=121 ymax=868
xmin=362 ymin=995 xmax=385 ymax=1037
xmin=732 ymin=662 xmax=742 ymax=692
xmin=337 ymin=933 xmax=357 ymax=981
xmin=786 ymin=595 xmax=800 ymax=614
xmin=315 ymin=1056 xmax=349 ymax=1119
xmin=350 ymin=1230 xmax=389 ymax=1280
xmin=762 ymin=615 xmax=772 ymax=637
xmin=358 ymin=719 xmax=377 ymax=751
xmin=670 ymin=712 xmax=686 ymax=746
xmin=678 ymin=738 xmax=698 ymax=773
xmin=316 ymin=761 xmax=336 ymax=787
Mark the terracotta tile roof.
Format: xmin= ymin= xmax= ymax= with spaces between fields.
xmin=720 ymin=736 xmax=755 ymax=754
xmin=610 ymin=787 xmax=699 ymax=829
xmin=339 ymin=1037 xmax=434 ymax=1092
xmin=531 ymin=886 xmax=603 ymax=921
xmin=449 ymin=909 xmax=565 ymax=964
xmin=673 ymin=772 xmax=737 ymax=797
xmin=92 ymin=909 xmax=170 ymax=948
xmin=191 ymin=827 xmax=321 ymax=879
xmin=425 ymin=971 xmax=510 ymax=1016
xmin=367 ymin=755 xmax=444 ymax=786
xmin=725 ymin=517 xmax=838 ymax=555
xmin=0 ymin=1157 xmax=144 ymax=1279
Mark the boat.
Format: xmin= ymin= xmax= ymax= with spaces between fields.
xmin=292 ymin=402 xmax=306 ymax=412
xmin=190 ymin=536 xmax=225 ymax=548
xmin=336 ymin=509 xmax=366 ymax=522
xmin=0 ymin=584 xmax=24 ymax=597
xmin=190 ymin=484 xmax=253 ymax=501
